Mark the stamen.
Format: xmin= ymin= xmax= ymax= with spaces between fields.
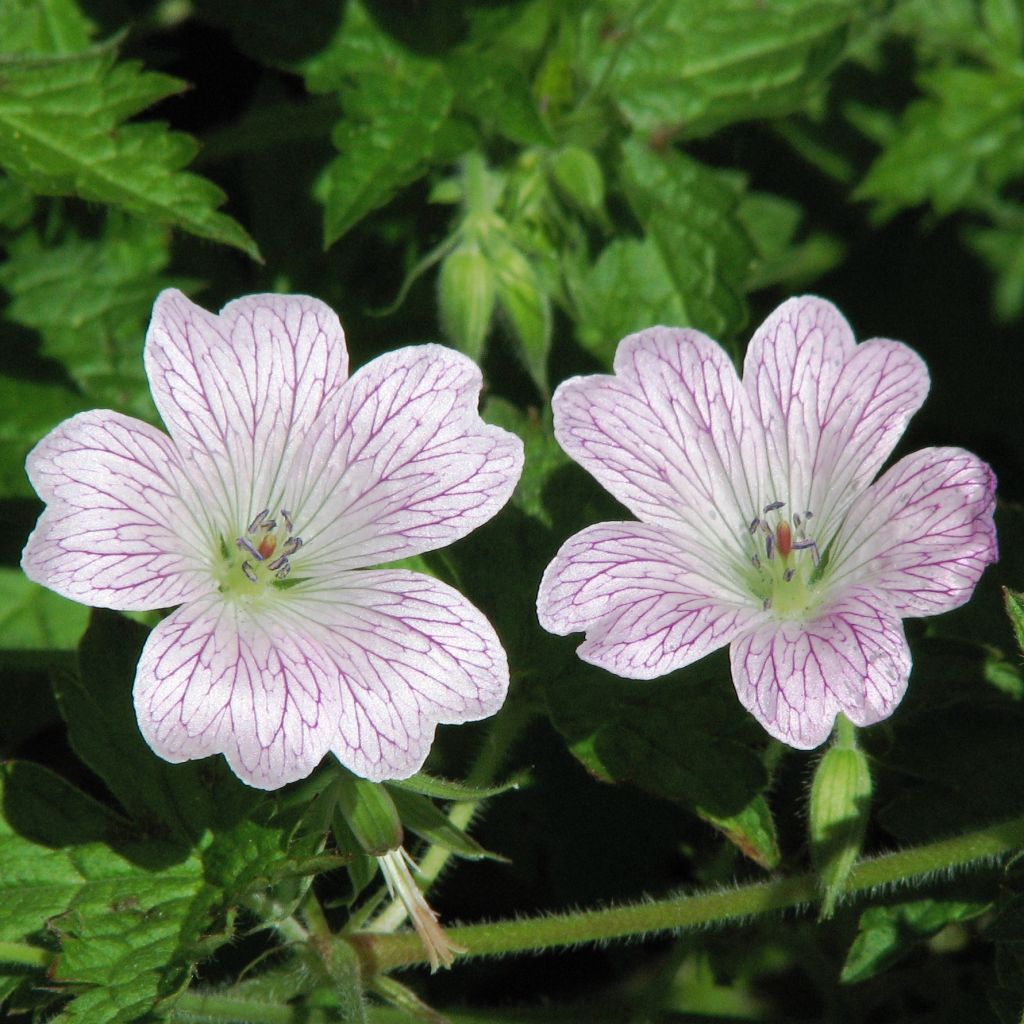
xmin=784 ymin=568 xmax=796 ymax=582
xmin=236 ymin=537 xmax=263 ymax=561
xmin=793 ymin=539 xmax=820 ymax=565
xmin=793 ymin=513 xmax=802 ymax=528
xmin=267 ymin=555 xmax=289 ymax=572
xmin=282 ymin=537 xmax=303 ymax=555
xmin=765 ymin=534 xmax=775 ymax=560
xmin=762 ymin=597 xmax=771 ymax=611
xmin=751 ymin=553 xmax=761 ymax=569
xmin=275 ymin=563 xmax=291 ymax=580
xmin=748 ymin=516 xmax=761 ymax=535
xmin=247 ymin=509 xmax=270 ymax=533
xmin=261 ymin=520 xmax=277 ymax=532
xmin=804 ymin=511 xmax=813 ymax=520
xmin=281 ymin=509 xmax=294 ymax=533
xmin=763 ymin=500 xmax=785 ymax=513
xmin=242 ymin=561 xmax=258 ymax=583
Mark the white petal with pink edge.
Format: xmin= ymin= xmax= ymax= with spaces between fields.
xmin=553 ymin=327 xmax=759 ymax=553
xmin=291 ymin=345 xmax=523 ymax=569
xmin=537 ymin=520 xmax=757 ymax=679
xmin=295 ymin=569 xmax=509 ymax=781
xmin=829 ymin=447 xmax=998 ymax=615
xmin=742 ymin=297 xmax=929 ymax=530
xmin=21 ymin=410 xmax=211 ymax=610
xmin=730 ymin=586 xmax=911 ymax=749
xmin=144 ymin=290 xmax=349 ymax=527
xmin=134 ymin=593 xmax=342 ymax=790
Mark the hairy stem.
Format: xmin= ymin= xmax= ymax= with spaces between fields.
xmin=351 ymin=815 xmax=1024 ymax=973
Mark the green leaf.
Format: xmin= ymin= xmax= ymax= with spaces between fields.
xmin=1003 ymin=587 xmax=1024 ymax=659
xmin=964 ymin=219 xmax=1024 ymax=322
xmin=573 ymin=140 xmax=752 ymax=363
xmin=545 ymin=651 xmax=779 ymax=868
xmin=841 ymin=899 xmax=990 ymax=984
xmin=304 ymin=0 xmax=454 ymax=245
xmin=448 ymin=56 xmax=552 ymax=148
xmin=857 ymin=66 xmax=1024 ymax=216
xmin=387 ymin=787 xmax=506 ymax=862
xmin=390 ymin=769 xmax=525 ymax=803
xmin=0 ymin=374 xmax=87 ymax=498
xmin=0 ymin=569 xmax=89 ymax=652
xmin=0 ymin=761 xmax=208 ymax=1023
xmin=0 ymin=215 xmax=188 ymax=417
xmin=0 ymin=0 xmax=94 ymax=57
xmin=0 ymin=33 xmax=260 ymax=259
xmin=333 ymin=776 xmax=404 ymax=856
xmin=578 ymin=0 xmax=857 ymax=138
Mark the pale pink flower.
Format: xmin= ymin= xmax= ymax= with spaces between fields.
xmin=537 ymin=297 xmax=997 ymax=748
xmin=22 ymin=290 xmax=523 ymax=789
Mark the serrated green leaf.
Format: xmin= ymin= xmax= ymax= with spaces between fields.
xmin=0 ymin=36 xmax=260 ymax=258
xmin=304 ymin=0 xmax=454 ymax=245
xmin=1003 ymin=587 xmax=1024 ymax=658
xmin=841 ymin=899 xmax=990 ymax=984
xmin=0 ymin=171 xmax=33 ymax=227
xmin=0 ymin=215 xmax=188 ymax=417
xmin=0 ymin=761 xmax=208 ymax=1023
xmin=0 ymin=0 xmax=94 ymax=56
xmin=545 ymin=651 xmax=779 ymax=868
xmin=573 ymin=141 xmax=752 ymax=362
xmin=579 ymin=0 xmax=857 ymax=138
xmin=0 ymin=569 xmax=89 ymax=652
xmin=858 ymin=65 xmax=1024 ymax=217
xmin=0 ymin=374 xmax=87 ymax=498
xmin=448 ymin=56 xmax=551 ymax=147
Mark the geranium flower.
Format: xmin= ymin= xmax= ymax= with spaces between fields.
xmin=22 ymin=290 xmax=523 ymax=789
xmin=537 ymin=297 xmax=997 ymax=748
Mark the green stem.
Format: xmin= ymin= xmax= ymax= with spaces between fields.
xmin=351 ymin=816 xmax=1024 ymax=973
xmin=0 ymin=941 xmax=52 ymax=969
xmin=169 ymin=990 xmax=336 ymax=1023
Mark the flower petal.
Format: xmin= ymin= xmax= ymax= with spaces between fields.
xmin=828 ymin=447 xmax=998 ymax=615
xmin=730 ymin=587 xmax=911 ymax=749
xmin=144 ymin=290 xmax=349 ymax=527
xmin=294 ymin=569 xmax=509 ymax=781
xmin=21 ymin=410 xmax=210 ymax=610
xmin=134 ymin=594 xmax=342 ymax=790
xmin=552 ymin=327 xmax=759 ymax=563
xmin=292 ymin=345 xmax=523 ymax=567
xmin=743 ymin=296 xmax=929 ymax=531
xmin=538 ymin=521 xmax=758 ymax=679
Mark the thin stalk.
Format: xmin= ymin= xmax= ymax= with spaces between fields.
xmin=351 ymin=815 xmax=1024 ymax=973
xmin=0 ymin=941 xmax=52 ymax=969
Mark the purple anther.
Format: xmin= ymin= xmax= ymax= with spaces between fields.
xmin=765 ymin=534 xmax=775 ymax=560
xmin=281 ymin=509 xmax=294 ymax=533
xmin=748 ymin=516 xmax=761 ymax=534
xmin=783 ymin=568 xmax=796 ymax=582
xmin=275 ymin=563 xmax=291 ymax=580
xmin=793 ymin=513 xmax=802 ymax=528
xmin=804 ymin=511 xmax=813 ymax=520
xmin=763 ymin=500 xmax=785 ymax=513
xmin=242 ymin=561 xmax=258 ymax=583
xmin=236 ymin=536 xmax=263 ymax=561
xmin=268 ymin=555 xmax=289 ymax=572
xmin=751 ymin=553 xmax=761 ymax=569
xmin=247 ymin=509 xmax=270 ymax=534
xmin=793 ymin=539 xmax=820 ymax=565
xmin=261 ymin=520 xmax=276 ymax=532
xmin=282 ymin=537 xmax=303 ymax=556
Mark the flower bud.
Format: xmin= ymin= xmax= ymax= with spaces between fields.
xmin=333 ymin=775 xmax=403 ymax=856
xmin=549 ymin=145 xmax=606 ymax=220
xmin=438 ymin=241 xmax=497 ymax=363
xmin=490 ymin=236 xmax=551 ymax=393
xmin=809 ymin=741 xmax=872 ymax=919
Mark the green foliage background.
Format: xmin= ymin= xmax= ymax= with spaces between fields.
xmin=2 ymin=0 xmax=1024 ymax=1021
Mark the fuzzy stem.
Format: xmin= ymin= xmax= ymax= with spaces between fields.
xmin=169 ymin=990 xmax=336 ymax=1023
xmin=0 ymin=941 xmax=52 ymax=969
xmin=351 ymin=815 xmax=1024 ymax=973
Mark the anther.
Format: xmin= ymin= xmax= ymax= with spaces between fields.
xmin=762 ymin=597 xmax=771 ymax=611
xmin=267 ymin=555 xmax=289 ymax=572
xmin=748 ymin=516 xmax=761 ymax=534
xmin=241 ymin=561 xmax=258 ymax=583
xmin=784 ymin=568 xmax=796 ymax=582
xmin=282 ymin=537 xmax=303 ymax=555
xmin=275 ymin=563 xmax=291 ymax=580
xmin=765 ymin=534 xmax=775 ymax=560
xmin=763 ymin=500 xmax=785 ymax=513
xmin=281 ymin=509 xmax=293 ymax=533
xmin=261 ymin=520 xmax=276 ymax=532
xmin=793 ymin=539 xmax=821 ymax=565
xmin=751 ymin=553 xmax=761 ymax=569
xmin=804 ymin=511 xmax=813 ymax=520
xmin=793 ymin=513 xmax=802 ymax=528
xmin=247 ymin=509 xmax=270 ymax=534
xmin=236 ymin=537 xmax=264 ymax=561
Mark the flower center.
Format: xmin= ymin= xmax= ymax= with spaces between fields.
xmin=217 ymin=507 xmax=304 ymax=598
xmin=746 ymin=501 xmax=821 ymax=618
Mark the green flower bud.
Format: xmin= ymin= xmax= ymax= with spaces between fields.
xmin=333 ymin=774 xmax=403 ymax=856
xmin=549 ymin=145 xmax=606 ymax=220
xmin=438 ymin=241 xmax=497 ymax=362
xmin=809 ymin=738 xmax=872 ymax=919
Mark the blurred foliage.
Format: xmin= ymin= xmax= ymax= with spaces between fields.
xmin=2 ymin=0 xmax=1024 ymax=1021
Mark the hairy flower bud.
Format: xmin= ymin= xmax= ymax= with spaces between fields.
xmin=438 ymin=241 xmax=497 ymax=362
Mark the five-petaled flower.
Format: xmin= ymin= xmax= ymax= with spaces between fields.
xmin=537 ymin=297 xmax=998 ymax=748
xmin=22 ymin=290 xmax=523 ymax=789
